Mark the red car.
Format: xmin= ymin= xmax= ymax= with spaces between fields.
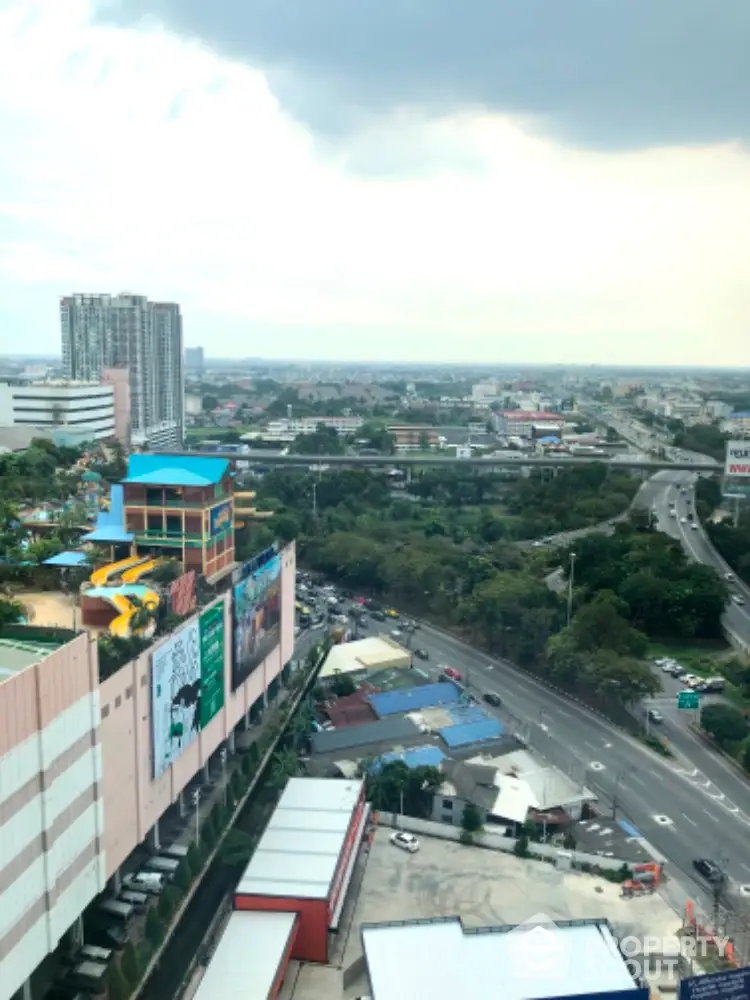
xmin=443 ymin=666 xmax=463 ymax=682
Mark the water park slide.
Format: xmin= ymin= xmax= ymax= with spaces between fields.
xmin=91 ymin=554 xmax=144 ymax=588
xmin=109 ymin=588 xmax=160 ymax=638
xmin=121 ymin=557 xmax=159 ymax=584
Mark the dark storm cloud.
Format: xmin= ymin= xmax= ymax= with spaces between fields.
xmin=97 ymin=0 xmax=750 ymax=150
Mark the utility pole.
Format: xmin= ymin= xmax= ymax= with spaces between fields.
xmin=192 ymin=788 xmax=201 ymax=843
xmin=566 ymin=551 xmax=577 ymax=627
xmin=611 ymin=770 xmax=626 ymax=820
xmin=312 ymin=481 xmax=318 ymax=521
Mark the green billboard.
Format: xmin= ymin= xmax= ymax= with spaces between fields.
xmin=199 ymin=603 xmax=225 ymax=728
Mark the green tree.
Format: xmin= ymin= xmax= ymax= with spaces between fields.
xmin=202 ymin=394 xmax=219 ymax=411
xmin=219 ymin=828 xmax=256 ymax=868
xmin=461 ymin=802 xmax=483 ymax=834
xmin=108 ymin=962 xmax=130 ymax=1000
xmin=120 ymin=942 xmax=140 ymax=986
xmin=145 ymin=907 xmax=163 ymax=948
xmin=330 ymin=673 xmax=357 ymax=697
xmin=701 ymin=703 xmax=748 ymax=748
xmin=269 ymin=748 xmax=302 ymax=789
xmin=174 ymin=858 xmax=192 ymax=893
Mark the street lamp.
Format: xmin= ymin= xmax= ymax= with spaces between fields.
xmin=566 ymin=552 xmax=577 ymax=627
xmin=219 ymin=747 xmax=228 ymax=805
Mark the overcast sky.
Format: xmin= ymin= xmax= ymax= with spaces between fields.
xmin=1 ymin=0 xmax=748 ymax=365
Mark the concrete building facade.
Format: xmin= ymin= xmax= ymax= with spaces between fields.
xmin=0 ymin=632 xmax=106 ymax=1000
xmin=0 ymin=381 xmax=116 ymax=442
xmin=60 ymin=293 xmax=184 ymax=449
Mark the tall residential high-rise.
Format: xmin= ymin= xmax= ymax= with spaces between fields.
xmin=185 ymin=346 xmax=204 ymax=371
xmin=61 ymin=293 xmax=184 ymax=449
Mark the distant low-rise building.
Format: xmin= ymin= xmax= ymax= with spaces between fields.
xmin=0 ymin=379 xmax=116 ymax=442
xmin=493 ymin=411 xmax=564 ymax=439
xmin=386 ymin=424 xmax=440 ymax=451
xmin=251 ymin=416 xmax=364 ymax=443
xmin=723 ymin=411 xmax=750 ymax=437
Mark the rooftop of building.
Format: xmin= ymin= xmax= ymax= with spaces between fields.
xmin=123 ymin=453 xmax=230 ymax=488
xmin=236 ymin=777 xmax=364 ymax=901
xmin=318 ymin=635 xmax=411 ymax=679
xmin=361 ymin=916 xmax=640 ymax=1000
xmin=0 ymin=629 xmax=71 ymax=680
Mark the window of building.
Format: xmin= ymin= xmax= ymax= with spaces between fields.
xmin=442 ymin=798 xmax=453 ymax=810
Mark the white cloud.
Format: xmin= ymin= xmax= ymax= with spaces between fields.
xmin=0 ymin=0 xmax=748 ymax=364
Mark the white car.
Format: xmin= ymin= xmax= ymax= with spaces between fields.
xmin=392 ymin=629 xmax=403 ymax=639
xmin=680 ymin=517 xmax=687 ymax=524
xmin=122 ymin=872 xmax=164 ymax=895
xmin=390 ymin=831 xmax=419 ymax=853
xmin=732 ymin=594 xmax=746 ymax=606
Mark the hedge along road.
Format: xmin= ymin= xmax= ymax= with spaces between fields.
xmin=397 ymin=616 xmax=750 ymax=903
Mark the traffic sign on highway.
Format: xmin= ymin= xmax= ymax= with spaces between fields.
xmin=677 ymin=690 xmax=700 ymax=710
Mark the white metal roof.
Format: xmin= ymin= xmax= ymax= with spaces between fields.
xmin=192 ymin=911 xmax=297 ymax=1000
xmin=490 ymin=775 xmax=538 ymax=824
xmin=363 ymin=918 xmax=637 ymax=1000
xmin=319 ymin=636 xmax=410 ymax=678
xmin=237 ymin=777 xmax=363 ymax=901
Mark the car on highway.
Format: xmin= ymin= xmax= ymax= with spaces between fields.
xmin=690 ymin=522 xmax=698 ymax=530
xmin=442 ymin=666 xmax=463 ymax=682
xmin=413 ymin=648 xmax=429 ymax=660
xmin=385 ymin=608 xmax=400 ymax=618
xmin=391 ymin=629 xmax=403 ymax=639
xmin=732 ymin=594 xmax=746 ymax=606
xmin=390 ymin=831 xmax=419 ymax=853
xmin=370 ymin=610 xmax=386 ymax=622
xmin=647 ymin=709 xmax=664 ymax=724
xmin=725 ymin=572 xmax=735 ymax=582
xmin=483 ymin=691 xmax=502 ymax=707
xmin=680 ymin=516 xmax=687 ymax=524
xmin=693 ymin=858 xmax=725 ymax=884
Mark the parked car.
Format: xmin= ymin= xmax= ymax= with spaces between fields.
xmin=391 ymin=629 xmax=403 ymax=639
xmin=385 ymin=608 xmax=400 ymax=619
xmin=413 ymin=648 xmax=429 ymax=660
xmin=370 ymin=611 xmax=386 ymax=622
xmin=390 ymin=831 xmax=420 ymax=853
xmin=693 ymin=858 xmax=725 ymax=884
xmin=122 ymin=872 xmax=164 ymax=896
xmin=483 ymin=692 xmax=502 ymax=707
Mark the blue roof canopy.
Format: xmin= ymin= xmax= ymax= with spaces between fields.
xmin=369 ymin=682 xmax=460 ymax=718
xmin=42 ymin=551 xmax=90 ymax=567
xmin=81 ymin=484 xmax=134 ymax=543
xmin=124 ymin=454 xmax=229 ymax=487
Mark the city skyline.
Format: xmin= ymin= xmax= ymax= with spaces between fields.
xmin=0 ymin=2 xmax=748 ymax=366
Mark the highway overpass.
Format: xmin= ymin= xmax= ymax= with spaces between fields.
xmin=156 ymin=449 xmax=719 ymax=472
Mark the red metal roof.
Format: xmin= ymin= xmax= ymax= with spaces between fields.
xmin=501 ymin=411 xmax=563 ymax=421
xmin=324 ymin=688 xmax=378 ymax=728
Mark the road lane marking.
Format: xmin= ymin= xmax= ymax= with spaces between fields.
xmin=683 ymin=815 xmax=697 ymax=827
xmin=629 ymin=774 xmax=646 ymax=787
xmin=583 ymin=741 xmax=597 ymax=751
xmin=702 ymin=808 xmax=719 ymax=823
xmin=741 ymin=863 xmax=750 ymax=875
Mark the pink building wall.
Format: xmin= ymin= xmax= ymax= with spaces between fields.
xmin=100 ymin=367 xmax=131 ymax=447
xmin=99 ymin=542 xmax=296 ymax=877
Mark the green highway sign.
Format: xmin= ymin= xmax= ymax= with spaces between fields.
xmin=677 ymin=690 xmax=700 ymax=710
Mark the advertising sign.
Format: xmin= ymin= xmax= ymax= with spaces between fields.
xmin=151 ymin=604 xmax=226 ymax=777
xmin=210 ymin=500 xmax=233 ymax=537
xmin=680 ymin=967 xmax=750 ymax=1000
xmin=152 ymin=619 xmax=201 ymax=778
xmin=169 ymin=570 xmax=196 ymax=617
xmin=199 ymin=603 xmax=225 ymax=727
xmin=725 ymin=440 xmax=750 ymax=479
xmin=231 ymin=553 xmax=282 ymax=690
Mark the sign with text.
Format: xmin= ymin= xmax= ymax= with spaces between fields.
xmin=680 ymin=966 xmax=750 ymax=1000
xmin=725 ymin=440 xmax=750 ymax=479
xmin=209 ymin=500 xmax=233 ymax=537
xmin=677 ymin=690 xmax=700 ymax=710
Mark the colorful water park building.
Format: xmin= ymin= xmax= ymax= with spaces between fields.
xmin=45 ymin=453 xmax=250 ymax=636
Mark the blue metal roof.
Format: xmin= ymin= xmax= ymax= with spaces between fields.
xmin=368 ymin=682 xmax=460 ymax=718
xmin=730 ymin=411 xmax=750 ymax=418
xmin=81 ymin=485 xmax=134 ymax=542
xmin=445 ymin=704 xmax=490 ymax=727
xmin=371 ymin=746 xmax=445 ymax=773
xmin=439 ymin=718 xmax=503 ymax=748
xmin=124 ymin=454 xmax=229 ymax=487
xmin=43 ymin=551 xmax=89 ymax=567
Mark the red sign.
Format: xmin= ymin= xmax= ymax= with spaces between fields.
xmin=170 ymin=571 xmax=197 ymax=617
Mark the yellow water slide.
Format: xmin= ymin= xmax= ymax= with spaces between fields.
xmin=121 ymin=557 xmax=160 ymax=584
xmin=91 ymin=554 xmax=144 ymax=587
xmin=108 ymin=588 xmax=160 ymax=637
xmin=234 ymin=490 xmax=274 ymax=519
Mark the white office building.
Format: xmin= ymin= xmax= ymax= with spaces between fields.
xmin=253 ymin=416 xmax=364 ymax=443
xmin=61 ymin=293 xmax=184 ymax=449
xmin=0 ymin=381 xmax=115 ymax=441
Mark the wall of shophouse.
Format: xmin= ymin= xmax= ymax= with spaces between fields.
xmin=99 ymin=542 xmax=296 ymax=877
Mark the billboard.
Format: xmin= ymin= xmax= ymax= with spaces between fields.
xmin=724 ymin=440 xmax=750 ymax=479
xmin=210 ymin=501 xmax=233 ymax=537
xmin=231 ymin=553 xmax=282 ymax=690
xmin=151 ymin=604 xmax=226 ymax=778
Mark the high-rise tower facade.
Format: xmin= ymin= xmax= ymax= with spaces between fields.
xmin=61 ymin=293 xmax=184 ymax=449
